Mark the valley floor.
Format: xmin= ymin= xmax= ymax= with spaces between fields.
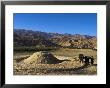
xmin=13 ymin=48 xmax=97 ymax=75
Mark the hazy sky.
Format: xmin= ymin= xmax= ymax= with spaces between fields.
xmin=14 ymin=13 xmax=97 ymax=36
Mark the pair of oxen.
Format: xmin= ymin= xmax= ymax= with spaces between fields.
xmin=79 ymin=54 xmax=94 ymax=65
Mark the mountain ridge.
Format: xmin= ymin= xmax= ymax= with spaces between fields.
xmin=14 ymin=29 xmax=97 ymax=49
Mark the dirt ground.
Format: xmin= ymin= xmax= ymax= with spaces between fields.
xmin=13 ymin=48 xmax=97 ymax=75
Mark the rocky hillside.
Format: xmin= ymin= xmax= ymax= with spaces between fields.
xmin=14 ymin=29 xmax=97 ymax=49
xmin=14 ymin=29 xmax=59 ymax=47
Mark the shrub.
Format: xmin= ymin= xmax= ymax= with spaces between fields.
xmin=14 ymin=46 xmax=58 ymax=52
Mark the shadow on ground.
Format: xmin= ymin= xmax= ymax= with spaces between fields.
xmin=41 ymin=64 xmax=97 ymax=75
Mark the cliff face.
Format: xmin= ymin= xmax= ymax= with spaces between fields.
xmin=14 ymin=29 xmax=97 ymax=49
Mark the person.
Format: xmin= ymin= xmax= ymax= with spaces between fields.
xmin=84 ymin=56 xmax=89 ymax=65
xmin=90 ymin=56 xmax=94 ymax=65
xmin=79 ymin=54 xmax=84 ymax=63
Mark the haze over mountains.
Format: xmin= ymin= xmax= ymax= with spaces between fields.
xmin=14 ymin=29 xmax=97 ymax=49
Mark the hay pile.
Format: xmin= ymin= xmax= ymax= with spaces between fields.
xmin=23 ymin=51 xmax=62 ymax=64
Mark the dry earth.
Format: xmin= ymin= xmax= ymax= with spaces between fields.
xmin=13 ymin=48 xmax=97 ymax=75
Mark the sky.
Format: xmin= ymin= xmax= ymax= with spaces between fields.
xmin=14 ymin=13 xmax=97 ymax=36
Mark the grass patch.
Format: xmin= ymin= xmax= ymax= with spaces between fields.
xmin=14 ymin=46 xmax=58 ymax=52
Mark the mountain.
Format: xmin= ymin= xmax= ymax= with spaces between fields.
xmin=14 ymin=29 xmax=59 ymax=47
xmin=14 ymin=29 xmax=97 ymax=49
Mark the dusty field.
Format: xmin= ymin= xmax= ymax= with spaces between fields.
xmin=13 ymin=48 xmax=97 ymax=75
